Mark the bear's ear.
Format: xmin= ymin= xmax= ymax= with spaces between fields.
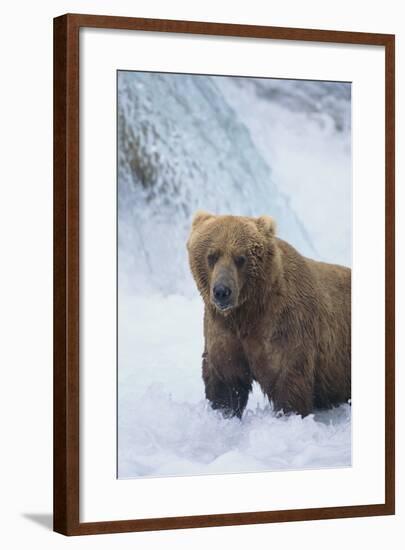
xmin=191 ymin=210 xmax=214 ymax=229
xmin=256 ymin=215 xmax=277 ymax=237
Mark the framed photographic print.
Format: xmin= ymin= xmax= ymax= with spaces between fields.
xmin=53 ymin=13 xmax=395 ymax=535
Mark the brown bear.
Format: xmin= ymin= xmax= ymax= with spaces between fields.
xmin=187 ymin=211 xmax=351 ymax=418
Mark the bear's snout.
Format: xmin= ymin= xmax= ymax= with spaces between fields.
xmin=213 ymin=283 xmax=232 ymax=307
xmin=210 ymin=261 xmax=239 ymax=313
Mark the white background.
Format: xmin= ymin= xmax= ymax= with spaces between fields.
xmin=0 ymin=0 xmax=402 ymax=548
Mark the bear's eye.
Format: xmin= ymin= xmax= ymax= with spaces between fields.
xmin=207 ymin=253 xmax=219 ymax=267
xmin=234 ymin=255 xmax=246 ymax=268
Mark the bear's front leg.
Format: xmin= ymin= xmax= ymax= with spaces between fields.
xmin=202 ymin=354 xmax=252 ymax=418
xmin=202 ymin=312 xmax=252 ymax=419
xmin=269 ymin=353 xmax=315 ymax=417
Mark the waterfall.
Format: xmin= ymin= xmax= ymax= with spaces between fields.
xmin=118 ymin=72 xmax=351 ymax=296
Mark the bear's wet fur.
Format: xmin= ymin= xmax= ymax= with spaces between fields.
xmin=187 ymin=211 xmax=351 ymax=418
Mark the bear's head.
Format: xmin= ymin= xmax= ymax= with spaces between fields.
xmin=187 ymin=211 xmax=278 ymax=315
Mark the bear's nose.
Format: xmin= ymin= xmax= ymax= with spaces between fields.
xmin=213 ymin=284 xmax=232 ymax=303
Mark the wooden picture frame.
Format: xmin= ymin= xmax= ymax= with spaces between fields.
xmin=53 ymin=13 xmax=395 ymax=536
